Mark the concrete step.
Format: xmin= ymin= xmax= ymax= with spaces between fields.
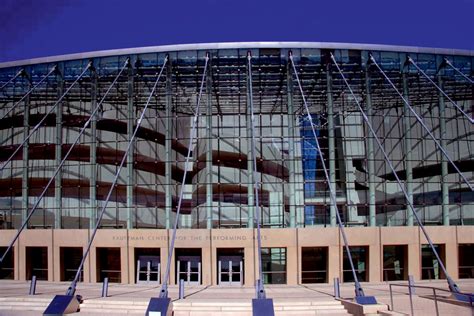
xmin=0 ymin=297 xmax=351 ymax=316
xmin=378 ymin=311 xmax=410 ymax=316
xmin=172 ymin=299 xmax=351 ymax=316
xmin=0 ymin=297 xmax=51 ymax=314
xmin=0 ymin=297 xmax=51 ymax=303
xmin=81 ymin=299 xmax=149 ymax=306
xmin=79 ymin=300 xmax=148 ymax=314
xmin=79 ymin=308 xmax=145 ymax=314
xmin=0 ymin=302 xmax=49 ymax=307
xmin=0 ymin=311 xmax=41 ymax=316
xmin=81 ymin=305 xmax=147 ymax=310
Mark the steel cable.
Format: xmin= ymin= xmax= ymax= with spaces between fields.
xmin=444 ymin=58 xmax=474 ymax=85
xmin=0 ymin=59 xmax=128 ymax=266
xmin=66 ymin=57 xmax=168 ymax=296
xmin=247 ymin=51 xmax=266 ymax=298
xmin=0 ymin=69 xmax=23 ymax=91
xmin=0 ymin=63 xmax=92 ymax=173
xmin=408 ymin=57 xmax=473 ymax=124
xmin=289 ymin=52 xmax=366 ymax=297
xmin=0 ymin=66 xmax=57 ymax=121
xmin=331 ymin=53 xmax=461 ymax=293
xmin=370 ymin=55 xmax=473 ymax=191
xmin=159 ymin=53 xmax=209 ymax=298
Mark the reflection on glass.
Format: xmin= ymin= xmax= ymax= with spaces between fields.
xmin=421 ymin=244 xmax=446 ymax=280
xmin=262 ymin=247 xmax=286 ymax=284
xmin=343 ymin=246 xmax=368 ymax=282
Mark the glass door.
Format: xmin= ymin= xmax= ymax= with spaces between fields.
xmin=136 ymin=255 xmax=160 ymax=284
xmin=177 ymin=255 xmax=201 ymax=285
xmin=218 ymin=255 xmax=243 ymax=286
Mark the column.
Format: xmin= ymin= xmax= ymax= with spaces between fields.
xmin=126 ymin=61 xmax=134 ymax=229
xmin=437 ymin=56 xmax=449 ymax=226
xmin=246 ymin=55 xmax=254 ymax=228
xmin=165 ymin=59 xmax=173 ymax=229
xmin=89 ymin=67 xmax=98 ymax=229
xmin=287 ymin=60 xmax=297 ymax=228
xmin=402 ymin=58 xmax=414 ymax=226
xmin=206 ymin=58 xmax=213 ymax=229
xmin=21 ymin=69 xmax=31 ymax=225
xmin=54 ymin=64 xmax=64 ymax=229
xmin=365 ymin=64 xmax=376 ymax=226
xmin=326 ymin=63 xmax=337 ymax=227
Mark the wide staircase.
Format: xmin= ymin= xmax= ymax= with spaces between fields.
xmin=79 ymin=299 xmax=148 ymax=315
xmin=173 ymin=298 xmax=351 ymax=315
xmin=0 ymin=297 xmax=52 ymax=315
xmin=0 ymin=297 xmax=351 ymax=315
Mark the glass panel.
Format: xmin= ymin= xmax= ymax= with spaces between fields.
xmin=60 ymin=247 xmax=83 ymax=281
xmin=96 ymin=247 xmax=121 ymax=283
xmin=458 ymin=244 xmax=474 ymax=279
xmin=0 ymin=247 xmax=14 ymax=279
xmin=262 ymin=247 xmax=286 ymax=284
xmin=421 ymin=244 xmax=446 ymax=280
xmin=343 ymin=246 xmax=368 ymax=282
xmin=383 ymin=245 xmax=407 ymax=281
xmin=301 ymin=247 xmax=328 ymax=283
xmin=26 ymin=246 xmax=48 ymax=281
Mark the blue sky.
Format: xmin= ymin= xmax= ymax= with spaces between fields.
xmin=0 ymin=0 xmax=473 ymax=62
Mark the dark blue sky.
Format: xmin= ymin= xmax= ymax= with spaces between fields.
xmin=0 ymin=0 xmax=473 ymax=63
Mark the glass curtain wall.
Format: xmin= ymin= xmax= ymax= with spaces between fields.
xmin=0 ymin=48 xmax=472 ymax=229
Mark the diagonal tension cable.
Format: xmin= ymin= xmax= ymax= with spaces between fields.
xmin=289 ymin=52 xmax=366 ymax=298
xmin=159 ymin=53 xmax=209 ymax=298
xmin=0 ymin=59 xmax=128 ymax=266
xmin=444 ymin=58 xmax=474 ymax=85
xmin=65 ymin=57 xmax=168 ymax=296
xmin=247 ymin=51 xmax=266 ymax=299
xmin=408 ymin=57 xmax=473 ymax=124
xmin=0 ymin=69 xmax=24 ymax=91
xmin=0 ymin=66 xmax=57 ymax=121
xmin=370 ymin=55 xmax=473 ymax=192
xmin=331 ymin=53 xmax=462 ymax=294
xmin=0 ymin=63 xmax=92 ymax=174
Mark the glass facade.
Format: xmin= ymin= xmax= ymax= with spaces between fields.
xmin=0 ymin=45 xmax=472 ymax=230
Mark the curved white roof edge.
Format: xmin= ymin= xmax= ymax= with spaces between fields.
xmin=0 ymin=41 xmax=472 ymax=69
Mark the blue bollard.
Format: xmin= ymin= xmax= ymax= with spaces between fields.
xmin=334 ymin=277 xmax=340 ymax=298
xmin=29 ymin=275 xmax=37 ymax=295
xmin=179 ymin=279 xmax=184 ymax=299
xmin=101 ymin=277 xmax=109 ymax=297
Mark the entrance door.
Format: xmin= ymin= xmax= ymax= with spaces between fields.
xmin=218 ymin=255 xmax=243 ymax=286
xmin=177 ymin=256 xmax=201 ymax=285
xmin=136 ymin=256 xmax=160 ymax=284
